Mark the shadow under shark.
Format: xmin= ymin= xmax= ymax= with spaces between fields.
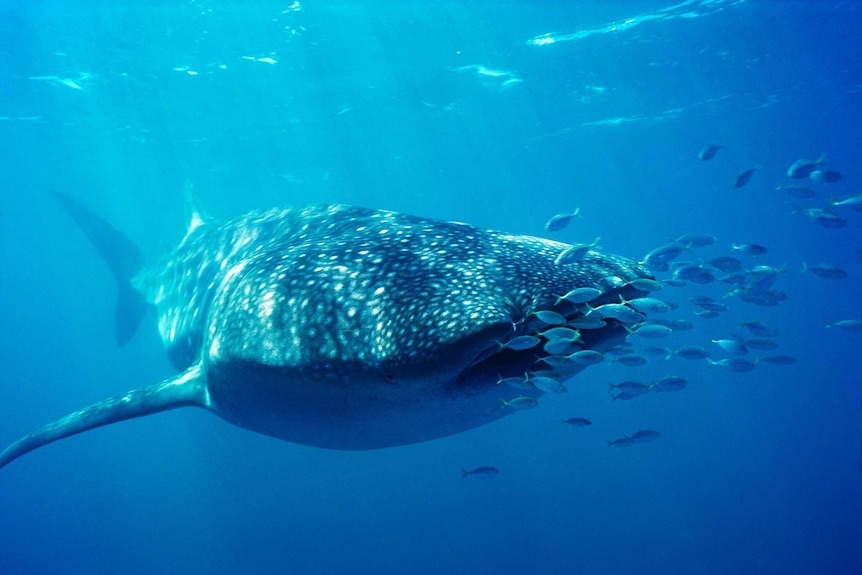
xmin=0 ymin=193 xmax=652 ymax=469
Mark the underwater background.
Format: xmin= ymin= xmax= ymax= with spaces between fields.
xmin=1 ymin=1 xmax=860 ymax=573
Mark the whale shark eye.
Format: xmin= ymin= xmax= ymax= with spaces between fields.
xmin=384 ymin=371 xmax=398 ymax=384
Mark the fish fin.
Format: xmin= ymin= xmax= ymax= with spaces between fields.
xmin=0 ymin=365 xmax=208 ymax=470
xmin=182 ymin=179 xmax=212 ymax=240
xmin=51 ymin=191 xmax=148 ymax=345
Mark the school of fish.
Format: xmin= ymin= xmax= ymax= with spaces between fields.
xmin=468 ymin=147 xmax=858 ymax=476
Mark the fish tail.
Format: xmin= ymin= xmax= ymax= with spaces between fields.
xmin=51 ymin=191 xmax=148 ymax=345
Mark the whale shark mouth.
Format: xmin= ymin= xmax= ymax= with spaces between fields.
xmin=455 ymin=296 xmax=637 ymax=392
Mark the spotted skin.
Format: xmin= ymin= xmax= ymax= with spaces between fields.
xmin=0 ymin=202 xmax=651 ymax=468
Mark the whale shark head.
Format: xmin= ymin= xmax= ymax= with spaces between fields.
xmin=0 ymin=198 xmax=652 ymax=468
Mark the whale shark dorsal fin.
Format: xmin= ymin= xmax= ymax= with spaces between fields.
xmin=183 ymin=180 xmax=211 ymax=240
xmin=0 ymin=364 xmax=210 ymax=470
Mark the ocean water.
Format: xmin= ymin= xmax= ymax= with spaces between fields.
xmin=0 ymin=1 xmax=860 ymax=573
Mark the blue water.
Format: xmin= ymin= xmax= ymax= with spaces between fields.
xmin=1 ymin=1 xmax=860 ymax=573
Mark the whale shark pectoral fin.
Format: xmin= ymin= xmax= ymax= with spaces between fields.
xmin=0 ymin=364 xmax=208 ymax=471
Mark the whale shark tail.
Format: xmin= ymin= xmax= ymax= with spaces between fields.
xmin=0 ymin=365 xmax=209 ymax=470
xmin=51 ymin=191 xmax=149 ymax=345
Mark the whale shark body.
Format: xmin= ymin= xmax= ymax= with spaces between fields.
xmin=0 ymin=193 xmax=651 ymax=469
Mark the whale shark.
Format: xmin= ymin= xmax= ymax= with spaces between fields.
xmin=0 ymin=192 xmax=652 ymax=469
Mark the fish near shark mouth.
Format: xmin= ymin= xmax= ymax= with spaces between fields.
xmin=455 ymin=285 xmax=646 ymax=392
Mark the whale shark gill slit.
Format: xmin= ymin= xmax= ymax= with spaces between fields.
xmin=0 ymin=192 xmax=652 ymax=468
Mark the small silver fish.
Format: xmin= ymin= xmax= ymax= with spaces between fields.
xmin=698 ymin=145 xmax=724 ymax=161
xmin=695 ymin=310 xmax=720 ymax=319
xmin=830 ymin=194 xmax=862 ymax=209
xmin=541 ymin=326 xmax=580 ymax=341
xmin=739 ymin=320 xmax=779 ymax=338
xmin=757 ymin=355 xmax=796 ymax=365
xmin=609 ymin=381 xmax=651 ymax=396
xmin=496 ymin=375 xmax=534 ymax=391
xmin=533 ymin=309 xmax=568 ymax=325
xmin=461 ymin=466 xmax=500 ymax=478
xmin=673 ymin=264 xmax=716 ymax=284
xmin=536 ymin=354 xmax=574 ymax=369
xmin=640 ymin=345 xmax=671 ymax=358
xmin=731 ymin=243 xmax=768 ymax=256
xmin=567 ymin=315 xmax=607 ymax=329
xmin=501 ymin=335 xmax=541 ymax=351
xmin=734 ymin=166 xmax=758 ymax=188
xmin=599 ymin=275 xmax=626 ymax=290
xmin=562 ymin=417 xmax=592 ymax=427
xmin=545 ymin=208 xmax=581 ymax=232
xmin=824 ymin=319 xmax=862 ymax=332
xmin=624 ymin=278 xmax=664 ymax=292
xmin=674 ymin=346 xmax=710 ymax=360
xmin=743 ymin=338 xmax=779 ymax=351
xmin=556 ymin=286 xmax=603 ymax=304
xmin=606 ymin=345 xmax=636 ymax=357
xmin=693 ymin=300 xmax=729 ymax=313
xmin=659 ymin=319 xmax=694 ymax=331
xmin=797 ymin=207 xmax=848 ymax=229
xmin=802 ymin=263 xmax=848 ymax=280
xmin=735 ymin=288 xmax=787 ymax=307
xmin=500 ymin=396 xmax=540 ymax=410
xmin=809 ymin=169 xmax=842 ymax=183
xmin=608 ymin=437 xmax=636 ymax=447
xmin=613 ymin=354 xmax=649 ymax=367
xmin=629 ymin=324 xmax=673 ymax=339
xmin=527 ymin=373 xmax=567 ymax=394
xmin=542 ymin=339 xmax=577 ymax=356
xmin=708 ymin=256 xmax=744 ymax=273
xmin=707 ymin=357 xmax=757 ymax=372
xmin=650 ymin=376 xmax=687 ymax=392
xmin=674 ymin=233 xmax=715 ymax=248
xmin=627 ymin=297 xmax=676 ymax=314
xmin=643 ymin=243 xmax=687 ymax=268
xmin=630 ymin=429 xmax=661 ymax=443
xmin=787 ymin=155 xmax=826 ymax=179
xmin=589 ymin=302 xmax=646 ymax=324
xmin=566 ymin=349 xmax=606 ymax=365
xmin=554 ymin=237 xmax=601 ymax=265
xmin=711 ymin=338 xmax=748 ymax=355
